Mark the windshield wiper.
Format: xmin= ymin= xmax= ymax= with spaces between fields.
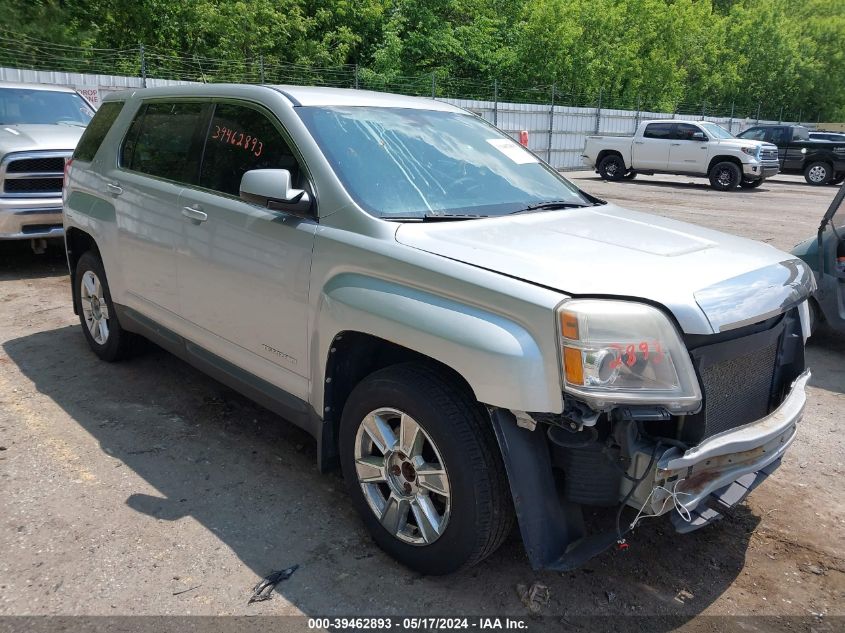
xmin=509 ymin=200 xmax=590 ymax=215
xmin=382 ymin=214 xmax=489 ymax=222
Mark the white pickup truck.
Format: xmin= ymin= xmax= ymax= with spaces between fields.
xmin=582 ymin=120 xmax=780 ymax=191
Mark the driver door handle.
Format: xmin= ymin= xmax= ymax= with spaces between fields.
xmin=181 ymin=206 xmax=207 ymax=223
xmin=106 ymin=182 xmax=123 ymax=195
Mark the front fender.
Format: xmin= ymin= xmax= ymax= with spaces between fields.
xmin=314 ymin=272 xmax=563 ymax=413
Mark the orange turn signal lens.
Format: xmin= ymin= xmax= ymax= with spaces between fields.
xmin=563 ymin=346 xmax=584 ymax=385
xmin=560 ymin=310 xmax=579 ymax=340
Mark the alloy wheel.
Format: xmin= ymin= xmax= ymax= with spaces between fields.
xmin=354 ymin=407 xmax=451 ymax=545
xmin=808 ymin=165 xmax=827 ymax=183
xmin=80 ymin=270 xmax=110 ymax=345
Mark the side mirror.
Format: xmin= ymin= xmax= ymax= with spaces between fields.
xmin=239 ymin=169 xmax=311 ymax=215
xmin=692 ymin=131 xmax=707 ymax=141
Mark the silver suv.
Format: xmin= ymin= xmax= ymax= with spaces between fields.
xmin=63 ymin=85 xmax=814 ymax=575
xmin=0 ymin=82 xmax=93 ymax=249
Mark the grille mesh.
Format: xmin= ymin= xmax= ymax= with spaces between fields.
xmin=761 ymin=148 xmax=779 ymax=161
xmin=6 ymin=157 xmax=66 ymax=173
xmin=4 ymin=178 xmax=64 ymax=194
xmin=700 ymin=342 xmax=777 ymax=438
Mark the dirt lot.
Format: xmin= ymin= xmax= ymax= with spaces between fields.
xmin=0 ymin=173 xmax=843 ymax=629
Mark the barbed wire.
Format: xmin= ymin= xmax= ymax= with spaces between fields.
xmin=0 ymin=27 xmax=821 ymax=123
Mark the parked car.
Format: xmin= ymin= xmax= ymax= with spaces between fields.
xmin=0 ymin=82 xmax=93 ymax=251
xmin=736 ymin=124 xmax=845 ymax=185
xmin=810 ymin=131 xmax=845 ymax=142
xmin=792 ymin=185 xmax=845 ymax=333
xmin=582 ymin=119 xmax=780 ymax=190
xmin=64 ymin=85 xmax=814 ymax=575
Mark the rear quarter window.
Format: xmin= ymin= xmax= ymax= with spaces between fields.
xmin=73 ymin=101 xmax=124 ymax=162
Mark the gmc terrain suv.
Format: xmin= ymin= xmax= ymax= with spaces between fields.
xmin=63 ymin=85 xmax=814 ymax=574
xmin=0 ymin=82 xmax=92 ymax=251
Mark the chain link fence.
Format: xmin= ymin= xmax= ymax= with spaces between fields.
xmin=0 ymin=29 xmax=823 ymax=169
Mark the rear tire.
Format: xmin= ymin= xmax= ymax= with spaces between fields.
xmin=739 ymin=179 xmax=763 ymax=189
xmin=709 ymin=161 xmax=742 ymax=190
xmin=73 ymin=250 xmax=132 ymax=362
xmin=804 ymin=161 xmax=832 ymax=185
xmin=598 ymin=154 xmax=626 ymax=181
xmin=339 ymin=363 xmax=513 ymax=575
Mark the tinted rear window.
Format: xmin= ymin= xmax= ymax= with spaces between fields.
xmin=74 ymin=101 xmax=124 ymax=162
xmin=121 ymin=102 xmax=206 ymax=184
xmin=643 ymin=123 xmax=674 ymax=139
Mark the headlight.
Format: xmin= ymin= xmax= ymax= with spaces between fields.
xmin=558 ymin=299 xmax=702 ymax=413
xmin=740 ymin=146 xmax=759 ymax=157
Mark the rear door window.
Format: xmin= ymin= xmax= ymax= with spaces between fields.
xmin=199 ymin=103 xmax=300 ymax=197
xmin=74 ymin=101 xmax=124 ymax=162
xmin=643 ymin=123 xmax=674 ymax=139
xmin=121 ymin=102 xmax=208 ymax=184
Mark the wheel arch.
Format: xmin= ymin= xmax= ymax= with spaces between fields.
xmin=65 ymin=227 xmax=101 ymax=315
xmin=320 ymin=331 xmax=479 ymax=470
xmin=313 ymin=273 xmax=563 ymax=468
xmin=707 ymin=155 xmax=743 ymax=173
xmin=596 ymin=149 xmax=626 ymax=170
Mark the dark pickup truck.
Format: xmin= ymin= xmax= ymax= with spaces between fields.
xmin=737 ymin=124 xmax=845 ymax=185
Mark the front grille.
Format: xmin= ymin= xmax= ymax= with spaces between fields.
xmin=4 ymin=177 xmax=64 ymax=194
xmin=760 ymin=148 xmax=779 ymax=161
xmin=6 ymin=157 xmax=66 ymax=173
xmin=699 ymin=342 xmax=778 ymax=438
xmin=2 ymin=152 xmax=70 ymax=197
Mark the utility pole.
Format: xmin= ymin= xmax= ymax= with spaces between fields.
xmin=431 ymin=72 xmax=436 ymax=99
xmin=547 ymin=83 xmax=556 ymax=165
xmin=259 ymin=55 xmax=265 ymax=83
xmin=778 ymin=104 xmax=784 ymax=124
xmin=728 ymin=102 xmax=735 ymax=134
xmin=493 ymin=79 xmax=498 ymax=127
xmin=595 ymin=87 xmax=602 ymax=134
xmin=354 ymin=64 xmax=359 ymax=90
xmin=140 ymin=44 xmax=147 ymax=88
xmin=634 ymin=95 xmax=641 ymax=130
xmin=755 ymin=102 xmax=761 ymax=124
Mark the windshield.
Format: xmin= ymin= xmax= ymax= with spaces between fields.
xmin=296 ymin=106 xmax=589 ymax=219
xmin=700 ymin=122 xmax=734 ymax=140
xmin=0 ymin=88 xmax=93 ymax=126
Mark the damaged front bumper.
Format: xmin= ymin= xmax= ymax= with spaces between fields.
xmin=627 ymin=369 xmax=810 ymax=530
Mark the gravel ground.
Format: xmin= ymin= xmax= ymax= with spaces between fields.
xmin=0 ymin=173 xmax=842 ymax=629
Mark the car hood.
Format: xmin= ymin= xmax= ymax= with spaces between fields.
xmin=395 ymin=204 xmax=814 ymax=335
xmin=0 ymin=124 xmax=84 ymax=154
xmin=712 ymin=138 xmax=774 ymax=151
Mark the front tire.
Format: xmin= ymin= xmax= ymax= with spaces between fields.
xmin=709 ymin=161 xmax=741 ymax=190
xmin=804 ymin=161 xmax=832 ymax=185
xmin=73 ymin=250 xmax=132 ymax=361
xmin=597 ymin=154 xmax=626 ymax=181
xmin=339 ymin=363 xmax=513 ymax=575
